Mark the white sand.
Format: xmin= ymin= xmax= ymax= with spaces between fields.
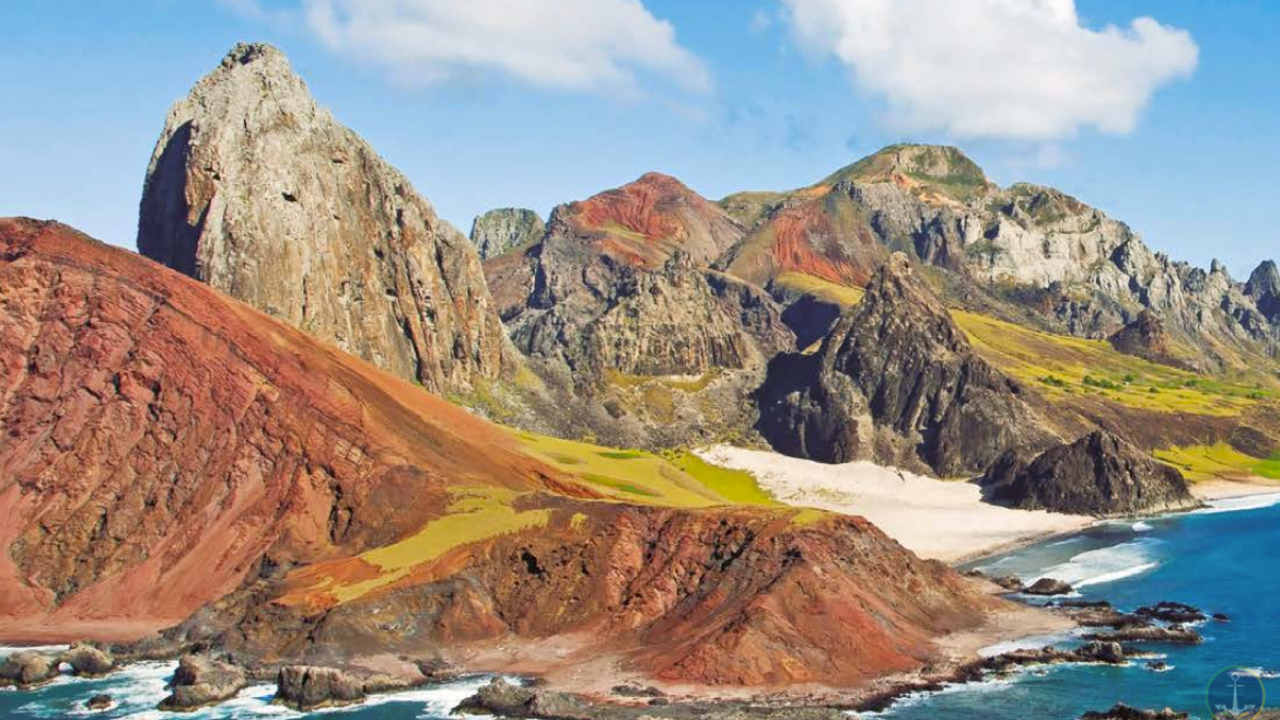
xmin=699 ymin=445 xmax=1091 ymax=564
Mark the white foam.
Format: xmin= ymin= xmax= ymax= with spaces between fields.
xmin=979 ymin=632 xmax=1075 ymax=658
xmin=1030 ymin=538 xmax=1162 ymax=589
xmin=1131 ymin=521 xmax=1154 ymax=532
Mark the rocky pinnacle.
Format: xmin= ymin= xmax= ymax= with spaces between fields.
xmin=137 ymin=42 xmax=509 ymax=394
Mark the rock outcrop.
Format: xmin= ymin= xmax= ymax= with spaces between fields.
xmin=159 ymin=655 xmax=248 ymax=711
xmin=137 ymin=43 xmax=508 ymax=394
xmin=61 ymin=643 xmax=114 ymax=677
xmin=0 ymin=651 xmax=59 ymax=688
xmin=1247 ymin=260 xmax=1280 ymax=325
xmin=1108 ymin=311 xmax=1184 ymax=368
xmin=984 ymin=430 xmax=1199 ymax=517
xmin=471 ymin=208 xmax=545 ymax=259
xmin=274 ymin=666 xmax=366 ymax=711
xmin=755 ymin=253 xmax=1054 ymax=475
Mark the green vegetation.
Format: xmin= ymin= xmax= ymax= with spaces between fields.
xmin=514 ymin=430 xmax=776 ymax=508
xmin=332 ymin=488 xmax=550 ymax=603
xmin=1154 ymin=443 xmax=1280 ymax=482
xmin=820 ymin=145 xmax=991 ymax=202
xmin=773 ymin=272 xmax=865 ymax=308
xmin=954 ymin=310 xmax=1265 ymax=417
xmin=665 ymin=451 xmax=777 ymax=506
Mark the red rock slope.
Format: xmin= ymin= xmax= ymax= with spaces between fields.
xmin=0 ymin=218 xmax=998 ymax=688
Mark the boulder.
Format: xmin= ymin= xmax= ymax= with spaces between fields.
xmin=60 ymin=643 xmax=114 ymax=677
xmin=0 ymin=651 xmax=60 ymax=688
xmin=158 ymin=655 xmax=248 ymax=711
xmin=86 ymin=694 xmax=114 ymax=711
xmin=1024 ymin=578 xmax=1073 ymax=596
xmin=1080 ymin=703 xmax=1188 ymax=720
xmin=274 ymin=666 xmax=366 ymax=711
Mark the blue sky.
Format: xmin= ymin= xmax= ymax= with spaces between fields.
xmin=1 ymin=0 xmax=1276 ymax=276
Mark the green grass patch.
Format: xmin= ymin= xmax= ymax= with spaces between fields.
xmin=772 ymin=271 xmax=866 ymax=308
xmin=514 ymin=430 xmax=775 ymax=508
xmin=1153 ymin=443 xmax=1276 ymax=482
xmin=953 ymin=310 xmax=1262 ymax=418
xmin=666 ymin=451 xmax=775 ymax=506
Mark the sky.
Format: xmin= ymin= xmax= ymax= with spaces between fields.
xmin=1 ymin=0 xmax=1276 ymax=277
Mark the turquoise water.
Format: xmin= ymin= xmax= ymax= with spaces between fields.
xmin=4 ymin=493 xmax=1279 ymax=719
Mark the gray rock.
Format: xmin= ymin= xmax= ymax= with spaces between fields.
xmin=138 ymin=42 xmax=510 ymax=395
xmin=471 ymin=208 xmax=545 ymax=259
xmin=274 ymin=666 xmax=366 ymax=711
xmin=86 ymin=694 xmax=114 ymax=711
xmin=60 ymin=643 xmax=114 ymax=677
xmin=0 ymin=651 xmax=59 ymax=688
xmin=985 ymin=430 xmax=1200 ymax=517
xmin=1024 ymin=578 xmax=1073 ymax=596
xmin=158 ymin=655 xmax=248 ymax=711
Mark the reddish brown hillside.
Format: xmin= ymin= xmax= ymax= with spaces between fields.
xmin=555 ymin=172 xmax=744 ymax=268
xmin=0 ymin=218 xmax=574 ymax=639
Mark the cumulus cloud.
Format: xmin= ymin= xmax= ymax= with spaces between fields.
xmin=298 ymin=0 xmax=710 ymax=97
xmin=779 ymin=0 xmax=1199 ymax=140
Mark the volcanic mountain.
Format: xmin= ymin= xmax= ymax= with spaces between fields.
xmin=137 ymin=43 xmax=509 ymax=395
xmin=0 ymin=218 xmax=999 ymax=689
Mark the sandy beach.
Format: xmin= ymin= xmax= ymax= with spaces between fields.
xmin=699 ymin=446 xmax=1093 ymax=564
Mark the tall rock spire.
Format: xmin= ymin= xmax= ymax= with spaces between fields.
xmin=138 ymin=42 xmax=509 ymax=394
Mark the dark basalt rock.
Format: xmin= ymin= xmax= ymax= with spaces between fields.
xmin=158 ymin=655 xmax=248 ymax=711
xmin=756 ymin=253 xmax=1054 ymax=475
xmin=86 ymin=694 xmax=114 ymax=711
xmin=1080 ymin=703 xmax=1188 ymax=720
xmin=984 ymin=430 xmax=1199 ymax=517
xmin=1134 ymin=601 xmax=1206 ymax=624
xmin=274 ymin=666 xmax=366 ymax=711
xmin=1084 ymin=625 xmax=1203 ymax=645
xmin=1108 ymin=311 xmax=1185 ymax=368
xmin=0 ymin=651 xmax=60 ymax=688
xmin=1024 ymin=578 xmax=1073 ymax=596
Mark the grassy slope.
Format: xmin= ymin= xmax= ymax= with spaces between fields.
xmin=1154 ymin=444 xmax=1280 ymax=482
xmin=514 ymin=430 xmax=777 ymax=508
xmin=773 ymin=271 xmax=865 ymax=307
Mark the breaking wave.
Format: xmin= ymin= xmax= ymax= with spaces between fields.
xmin=1031 ymin=538 xmax=1163 ymax=589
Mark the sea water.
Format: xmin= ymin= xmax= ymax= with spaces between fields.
xmin=5 ymin=494 xmax=1280 ymax=720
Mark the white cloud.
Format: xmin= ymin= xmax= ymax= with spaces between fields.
xmin=298 ymin=0 xmax=711 ymax=97
xmin=779 ymin=0 xmax=1198 ymax=140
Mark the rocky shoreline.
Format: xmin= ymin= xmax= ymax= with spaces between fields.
xmin=0 ymin=575 xmax=1228 ymax=718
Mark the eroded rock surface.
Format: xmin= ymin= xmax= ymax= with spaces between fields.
xmin=137 ymin=43 xmax=509 ymax=394
xmin=159 ymin=655 xmax=248 ymax=711
xmin=471 ymin=208 xmax=545 ymax=259
xmin=274 ymin=666 xmax=366 ymax=711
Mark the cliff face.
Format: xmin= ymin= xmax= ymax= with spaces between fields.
xmin=491 ymin=173 xmax=791 ymax=380
xmin=0 ymin=218 xmax=556 ymax=636
xmin=756 ymin=253 xmax=1054 ymax=476
xmin=1 ymin=218 xmax=999 ymax=689
xmin=137 ymin=43 xmax=508 ymax=395
xmin=470 ymin=208 xmax=545 ymax=260
xmin=984 ymin=431 xmax=1198 ymax=517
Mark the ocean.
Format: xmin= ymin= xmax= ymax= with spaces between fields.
xmin=4 ymin=493 xmax=1279 ymax=720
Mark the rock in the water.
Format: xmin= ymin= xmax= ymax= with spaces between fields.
xmin=274 ymin=666 xmax=366 ymax=711
xmin=0 ymin=651 xmax=59 ymax=688
xmin=755 ymin=252 xmax=1053 ymax=475
xmin=1024 ymin=578 xmax=1073 ymax=596
xmin=158 ymin=655 xmax=248 ymax=711
xmin=1085 ymin=625 xmax=1203 ymax=645
xmin=471 ymin=208 xmax=545 ymax=259
xmin=1134 ymin=601 xmax=1206 ymax=624
xmin=137 ymin=42 xmax=509 ymax=394
xmin=60 ymin=643 xmax=114 ymax=677
xmin=86 ymin=694 xmax=114 ymax=711
xmin=1080 ymin=703 xmax=1189 ymax=720
xmin=984 ymin=430 xmax=1199 ymax=517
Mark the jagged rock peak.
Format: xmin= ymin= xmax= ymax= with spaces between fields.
xmin=1246 ymin=260 xmax=1280 ymax=322
xmin=471 ymin=208 xmax=545 ymax=259
xmin=137 ymin=42 xmax=509 ymax=394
